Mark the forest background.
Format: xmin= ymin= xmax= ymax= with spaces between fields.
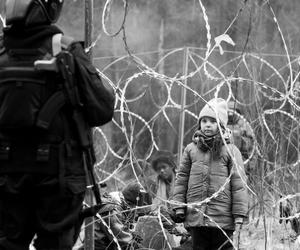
xmin=1 ymin=0 xmax=300 ymax=249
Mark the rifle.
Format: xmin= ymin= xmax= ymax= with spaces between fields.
xmin=35 ymin=51 xmax=103 ymax=215
xmin=57 ymin=51 xmax=102 ymax=210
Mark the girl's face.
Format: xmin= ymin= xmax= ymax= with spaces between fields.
xmin=200 ymin=116 xmax=218 ymax=136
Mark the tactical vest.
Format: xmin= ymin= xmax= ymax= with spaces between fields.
xmin=0 ymin=34 xmax=72 ymax=130
xmin=0 ymin=34 xmax=79 ymax=174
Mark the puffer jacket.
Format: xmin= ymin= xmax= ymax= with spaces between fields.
xmin=173 ymin=132 xmax=248 ymax=230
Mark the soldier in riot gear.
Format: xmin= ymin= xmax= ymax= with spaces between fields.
xmin=0 ymin=1 xmax=115 ymax=249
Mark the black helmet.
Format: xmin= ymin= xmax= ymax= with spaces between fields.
xmin=5 ymin=0 xmax=64 ymax=26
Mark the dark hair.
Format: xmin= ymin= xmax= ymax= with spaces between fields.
xmin=210 ymin=134 xmax=225 ymax=160
xmin=150 ymin=151 xmax=176 ymax=172
xmin=122 ymin=182 xmax=141 ymax=204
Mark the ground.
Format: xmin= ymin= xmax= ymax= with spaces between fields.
xmin=238 ymin=217 xmax=299 ymax=250
xmin=29 ymin=216 xmax=300 ymax=250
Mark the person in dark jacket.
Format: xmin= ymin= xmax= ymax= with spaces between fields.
xmin=173 ymin=98 xmax=249 ymax=250
xmin=0 ymin=1 xmax=115 ymax=250
xmin=78 ymin=182 xmax=147 ymax=250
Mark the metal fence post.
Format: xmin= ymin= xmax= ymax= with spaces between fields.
xmin=84 ymin=1 xmax=94 ymax=250
xmin=177 ymin=47 xmax=189 ymax=167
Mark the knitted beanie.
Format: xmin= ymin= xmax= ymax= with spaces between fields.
xmin=198 ymin=98 xmax=228 ymax=127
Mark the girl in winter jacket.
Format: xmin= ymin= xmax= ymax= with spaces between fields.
xmin=173 ymin=98 xmax=249 ymax=250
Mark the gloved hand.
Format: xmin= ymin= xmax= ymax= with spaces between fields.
xmin=174 ymin=208 xmax=186 ymax=223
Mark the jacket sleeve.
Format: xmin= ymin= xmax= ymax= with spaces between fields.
xmin=229 ymin=145 xmax=249 ymax=219
xmin=159 ymin=205 xmax=176 ymax=232
xmin=172 ymin=145 xmax=192 ymax=208
xmin=68 ymin=42 xmax=115 ymax=127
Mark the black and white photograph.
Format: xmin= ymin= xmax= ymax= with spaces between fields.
xmin=0 ymin=1 xmax=300 ymax=249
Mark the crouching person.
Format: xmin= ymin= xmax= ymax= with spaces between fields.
xmin=78 ymin=182 xmax=149 ymax=250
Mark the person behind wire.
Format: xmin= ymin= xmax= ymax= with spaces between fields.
xmin=172 ymin=98 xmax=248 ymax=250
xmin=0 ymin=1 xmax=115 ymax=249
xmin=150 ymin=150 xmax=176 ymax=207
xmin=227 ymin=100 xmax=255 ymax=177
xmin=78 ymin=182 xmax=148 ymax=250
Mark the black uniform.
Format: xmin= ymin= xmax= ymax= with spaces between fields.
xmin=0 ymin=17 xmax=114 ymax=250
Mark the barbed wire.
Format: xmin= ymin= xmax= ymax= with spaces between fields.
xmin=86 ymin=0 xmax=300 ymax=247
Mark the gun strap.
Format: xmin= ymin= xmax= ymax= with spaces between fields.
xmin=52 ymin=33 xmax=74 ymax=56
xmin=36 ymin=91 xmax=66 ymax=129
xmin=52 ymin=34 xmax=63 ymax=56
xmin=35 ymin=34 xmax=75 ymax=129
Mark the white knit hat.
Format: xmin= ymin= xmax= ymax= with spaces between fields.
xmin=198 ymin=98 xmax=228 ymax=127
